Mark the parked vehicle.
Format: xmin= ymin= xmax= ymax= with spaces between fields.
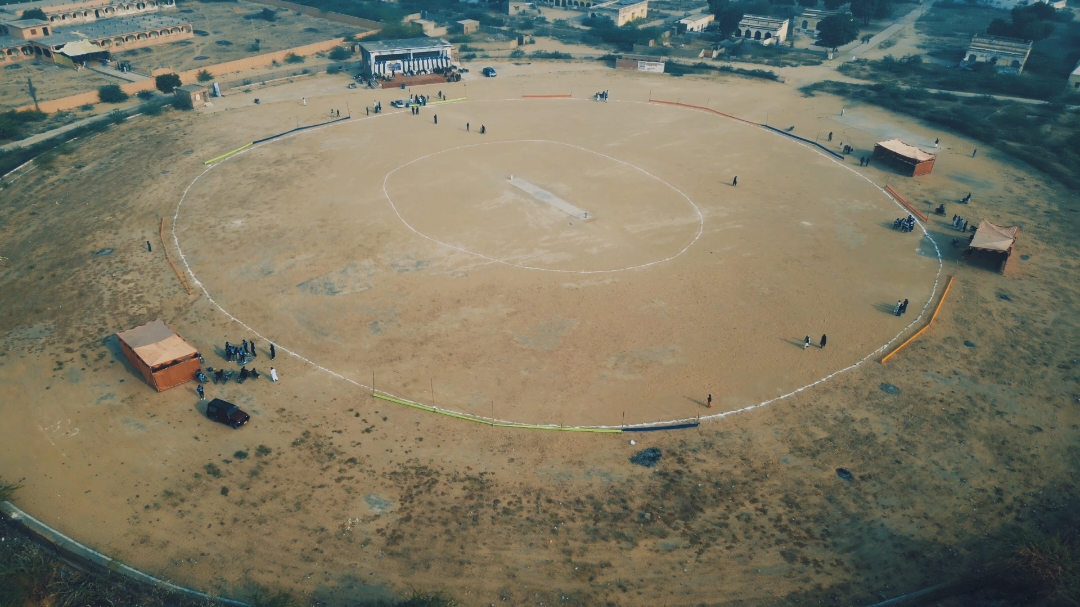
xmin=482 ymin=67 xmax=497 ymax=77
xmin=205 ymin=398 xmax=250 ymax=429
xmin=390 ymin=99 xmax=408 ymax=108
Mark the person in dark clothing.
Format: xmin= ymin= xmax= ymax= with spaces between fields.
xmin=481 ymin=125 xmax=486 ymax=134
xmin=434 ymin=114 xmax=438 ymax=124
xmin=707 ymin=394 xmax=712 ymax=408
xmin=467 ymin=122 xmax=470 ymax=132
xmin=238 ymin=367 xmax=249 ymax=383
xmin=902 ymin=298 xmax=909 ymax=314
xmin=215 ymin=368 xmax=225 ymax=384
xmin=147 ymin=240 xmax=152 ymax=252
xmin=732 ymin=176 xmax=738 ymax=186
xmin=197 ymin=384 xmax=205 ymax=400
xmin=820 ymin=334 xmax=827 ymax=348
xmin=241 ymin=339 xmax=248 ymax=355
xmin=270 ymin=343 xmax=276 ymax=360
xmin=828 ymin=132 xmax=833 ymax=141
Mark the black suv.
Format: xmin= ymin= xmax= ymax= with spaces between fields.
xmin=205 ymin=398 xmax=250 ymax=428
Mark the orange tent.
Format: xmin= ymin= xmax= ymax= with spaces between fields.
xmin=873 ymin=139 xmax=937 ymax=176
xmin=116 ymin=319 xmax=201 ymax=391
xmin=967 ymin=219 xmax=1019 ymax=274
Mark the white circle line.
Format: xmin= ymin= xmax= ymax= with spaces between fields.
xmin=173 ymin=95 xmax=943 ymax=429
xmin=381 ymin=139 xmax=704 ymax=274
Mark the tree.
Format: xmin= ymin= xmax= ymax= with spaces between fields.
xmin=716 ymin=5 xmax=744 ymax=37
xmin=872 ymin=0 xmax=893 ymax=20
xmin=987 ymin=5 xmax=1056 ymax=41
xmin=21 ymin=7 xmax=47 ymax=20
xmin=329 ymin=46 xmax=351 ymax=61
xmin=817 ymin=13 xmax=859 ymax=47
xmin=797 ymin=0 xmax=818 ymax=8
xmin=849 ymin=0 xmax=873 ymax=24
xmin=197 ymin=69 xmax=213 ymax=82
xmin=98 ymin=84 xmax=129 ymax=103
xmin=155 ymin=73 xmax=181 ymax=93
xmin=823 ymin=0 xmax=847 ymax=10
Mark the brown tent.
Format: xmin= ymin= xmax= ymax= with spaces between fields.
xmin=872 ymin=139 xmax=937 ymax=176
xmin=116 ymin=319 xmax=201 ymax=391
xmin=967 ymin=219 xmax=1019 ymax=274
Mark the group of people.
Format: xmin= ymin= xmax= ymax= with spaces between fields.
xmin=328 ymin=109 xmax=342 ymax=118
xmin=858 ymin=156 xmax=872 ymax=167
xmin=593 ymin=90 xmax=609 ymax=101
xmin=803 ymin=334 xmax=827 ymax=349
xmin=894 ymin=298 xmax=910 ymax=316
xmin=194 ymin=339 xmax=280 ymax=399
xmin=367 ymin=101 xmax=383 ymax=116
xmin=893 ymin=214 xmax=917 ymax=233
xmin=952 ymin=215 xmax=970 ymax=232
xmin=960 ymin=192 xmax=972 ymax=204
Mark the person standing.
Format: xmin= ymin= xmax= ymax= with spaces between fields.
xmin=972 ymin=149 xmax=977 ymax=158
xmin=828 ymin=132 xmax=833 ymax=141
xmin=146 ymin=240 xmax=152 ymax=252
xmin=302 ymin=97 xmax=306 ymax=106
xmin=895 ymin=300 xmax=903 ymax=316
xmin=804 ymin=335 xmax=810 ymax=349
xmin=481 ymin=125 xmax=486 ymax=134
xmin=707 ymin=394 xmax=712 ymax=408
xmin=270 ymin=343 xmax=276 ymax=360
xmin=820 ymin=334 xmax=827 ymax=349
xmin=434 ymin=114 xmax=438 ymax=125
xmin=902 ymin=298 xmax=909 ymax=314
xmin=732 ymin=176 xmax=738 ymax=187
xmin=241 ymin=339 xmax=248 ymax=357
xmin=270 ymin=367 xmax=279 ymax=382
xmin=197 ymin=384 xmax=205 ymax=400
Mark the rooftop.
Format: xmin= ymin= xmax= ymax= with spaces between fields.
xmin=0 ymin=0 xmax=161 ymax=12
xmin=0 ymin=34 xmax=26 ymax=48
xmin=360 ymin=37 xmax=451 ymax=53
xmin=969 ymin=33 xmax=1032 ymax=53
xmin=739 ymin=14 xmax=788 ymax=28
xmin=678 ymin=14 xmax=713 ymax=23
xmin=457 ymin=18 xmax=479 ymax=24
xmin=799 ymin=9 xmax=837 ymax=17
xmin=177 ymin=83 xmax=208 ymax=92
xmin=1 ymin=18 xmax=51 ymax=27
xmin=875 ymin=139 xmax=936 ymax=162
xmin=41 ymin=13 xmax=188 ymax=41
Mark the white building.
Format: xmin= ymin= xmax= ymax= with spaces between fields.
xmin=359 ymin=37 xmax=453 ymax=78
xmin=795 ymin=9 xmax=835 ymax=37
xmin=738 ymin=15 xmax=787 ymax=45
xmin=676 ymin=12 xmax=713 ymax=34
xmin=1067 ymin=58 xmax=1080 ymax=92
xmin=964 ymin=33 xmax=1032 ymax=74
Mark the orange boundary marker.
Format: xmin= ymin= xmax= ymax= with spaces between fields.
xmin=160 ymin=217 xmax=192 ymax=295
xmin=881 ymin=275 xmax=954 ymax=364
xmin=885 ymin=185 xmax=928 ymax=221
xmin=523 ymin=94 xmax=572 ymax=98
xmin=648 ymin=99 xmax=758 ymax=125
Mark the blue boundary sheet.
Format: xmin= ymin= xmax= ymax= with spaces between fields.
xmin=624 ymin=422 xmax=700 ymax=432
xmin=252 ymin=116 xmax=352 ymax=145
xmin=761 ymin=125 xmax=845 ymax=159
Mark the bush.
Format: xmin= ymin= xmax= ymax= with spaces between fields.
xmin=172 ymin=95 xmax=193 ymax=111
xmin=143 ymin=101 xmax=164 ymax=116
xmin=327 ymin=64 xmax=342 ymax=74
xmin=110 ymin=109 xmax=127 ymax=124
xmin=79 ymin=103 xmax=94 ymax=111
xmin=197 ymin=69 xmax=213 ymax=82
xmin=258 ymin=7 xmax=277 ymax=21
xmin=284 ymin=52 xmax=304 ymax=64
xmin=329 ymin=46 xmax=351 ymax=61
xmin=98 ymin=84 xmax=129 ymax=103
xmin=509 ymin=48 xmax=525 ymax=58
xmin=20 ymin=7 xmax=46 ymax=19
xmin=154 ymin=73 xmax=182 ymax=93
xmin=136 ymin=90 xmax=155 ymax=100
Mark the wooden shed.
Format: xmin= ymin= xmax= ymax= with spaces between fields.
xmin=966 ymin=220 xmax=1019 ymax=274
xmin=872 ymin=139 xmax=936 ymax=176
xmin=116 ymin=319 xmax=201 ymax=391
xmin=175 ymin=83 xmax=210 ymax=107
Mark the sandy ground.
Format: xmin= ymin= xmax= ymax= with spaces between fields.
xmin=1 ymin=63 xmax=1078 ymax=607
xmin=0 ymin=60 xmax=120 ymax=111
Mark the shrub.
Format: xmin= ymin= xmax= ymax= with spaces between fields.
xmin=79 ymin=103 xmax=94 ymax=111
xmin=110 ymin=109 xmax=127 ymax=124
xmin=509 ymin=48 xmax=525 ymax=58
xmin=284 ymin=52 xmax=304 ymax=64
xmin=197 ymin=69 xmax=213 ymax=82
xmin=329 ymin=46 xmax=351 ymax=61
xmin=172 ymin=95 xmax=193 ymax=111
xmin=143 ymin=101 xmax=164 ymax=116
xmin=98 ymin=84 xmax=128 ymax=103
xmin=21 ymin=7 xmax=46 ymax=19
xmin=154 ymin=73 xmax=182 ymax=93
xmin=259 ymin=7 xmax=276 ymax=21
xmin=136 ymin=90 xmax=155 ymax=100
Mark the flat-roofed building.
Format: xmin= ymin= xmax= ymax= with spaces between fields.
xmin=0 ymin=13 xmax=192 ymax=65
xmin=359 ymin=37 xmax=453 ymax=77
xmin=1068 ymin=58 xmax=1080 ymax=92
xmin=738 ymin=15 xmax=787 ymax=45
xmin=796 ymin=9 xmax=835 ymax=36
xmin=964 ymin=33 xmax=1032 ymax=74
xmin=0 ymin=0 xmax=175 ymax=27
xmin=676 ymin=12 xmax=713 ymax=34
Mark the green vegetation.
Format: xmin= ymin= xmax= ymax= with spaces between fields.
xmin=20 ymin=7 xmax=46 ymax=19
xmin=996 ymin=529 xmax=1080 ymax=603
xmin=284 ymin=52 xmax=305 ymax=64
xmin=197 ymin=69 xmax=213 ymax=82
xmin=329 ymin=46 xmax=352 ymax=61
xmin=0 ymin=109 xmax=46 ymax=143
xmin=98 ymin=84 xmax=129 ymax=103
xmin=987 ymin=3 xmax=1068 ymax=42
xmin=666 ymin=61 xmax=780 ymax=81
xmin=850 ymin=0 xmax=892 ymax=25
xmin=817 ymin=13 xmax=859 ymax=47
xmin=531 ymin=50 xmax=572 ymax=59
xmin=802 ymin=80 xmax=1080 ymax=189
xmin=154 ymin=73 xmax=182 ymax=93
xmin=136 ymin=89 xmax=155 ymax=100
xmin=0 ymin=477 xmax=20 ymax=501
xmin=838 ymin=54 xmax=1066 ymax=101
xmin=580 ymin=16 xmax=663 ymax=50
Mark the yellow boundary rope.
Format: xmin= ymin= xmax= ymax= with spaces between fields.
xmin=881 ymin=275 xmax=954 ymax=364
xmin=428 ymin=97 xmax=466 ymax=106
xmin=204 ymin=143 xmax=253 ymax=165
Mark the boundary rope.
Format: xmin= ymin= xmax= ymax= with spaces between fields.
xmin=172 ymin=96 xmax=944 ymax=431
xmin=159 ymin=217 xmax=192 ymax=295
xmin=885 ymin=184 xmax=928 ymax=221
xmin=881 ymin=275 xmax=954 ymax=364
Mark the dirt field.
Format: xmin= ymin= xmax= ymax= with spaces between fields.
xmin=0 ymin=60 xmax=119 ymax=112
xmin=1 ymin=63 xmax=1078 ymax=606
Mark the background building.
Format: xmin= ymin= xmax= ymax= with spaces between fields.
xmin=675 ymin=13 xmax=712 ymax=34
xmin=0 ymin=0 xmax=176 ymax=26
xmin=1068 ymin=58 xmax=1080 ymax=92
xmin=593 ymin=0 xmax=648 ymax=26
xmin=964 ymin=33 xmax=1032 ymax=74
xmin=359 ymin=37 xmax=453 ymax=77
xmin=796 ymin=9 xmax=835 ymax=37
xmin=738 ymin=15 xmax=788 ymax=45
